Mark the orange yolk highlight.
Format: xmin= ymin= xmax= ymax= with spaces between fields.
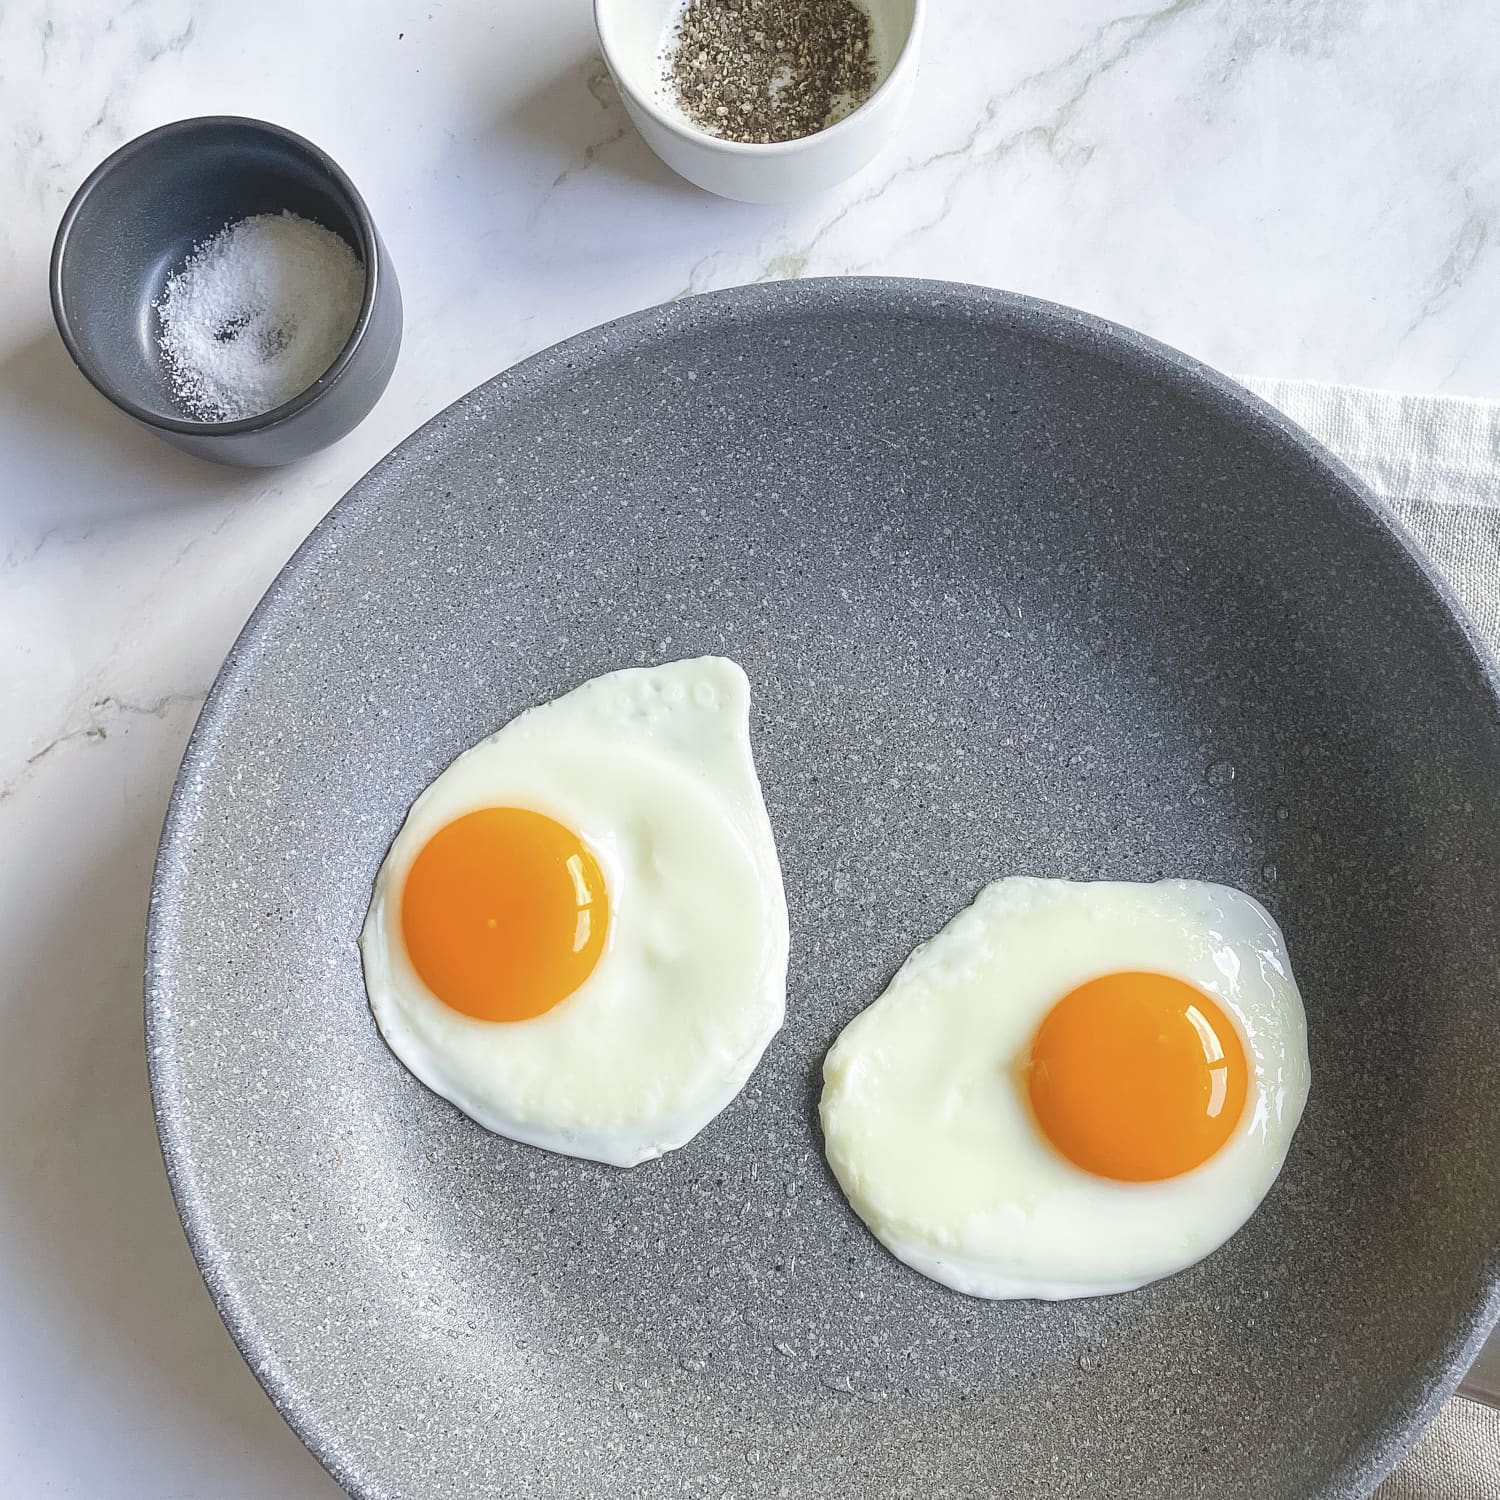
xmin=399 ymin=807 xmax=608 ymax=1023
xmin=1026 ymin=972 xmax=1247 ymax=1182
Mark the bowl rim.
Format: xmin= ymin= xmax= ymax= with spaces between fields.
xmin=49 ymin=113 xmax=384 ymax=439
xmin=594 ymin=0 xmax=926 ymax=157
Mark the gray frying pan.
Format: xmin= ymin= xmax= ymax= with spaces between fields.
xmin=146 ymin=280 xmax=1500 ymax=1499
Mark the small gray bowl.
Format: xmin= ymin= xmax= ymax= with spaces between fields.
xmin=50 ymin=116 xmax=402 ymax=468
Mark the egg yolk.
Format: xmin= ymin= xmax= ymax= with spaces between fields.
xmin=1026 ymin=972 xmax=1247 ymax=1182
xmin=399 ymin=807 xmax=608 ymax=1022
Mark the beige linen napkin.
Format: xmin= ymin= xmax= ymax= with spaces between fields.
xmin=1378 ymin=1401 xmax=1500 ymax=1499
xmin=1238 ymin=377 xmax=1500 ymax=1498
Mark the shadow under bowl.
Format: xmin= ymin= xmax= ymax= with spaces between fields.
xmin=50 ymin=115 xmax=402 ymax=468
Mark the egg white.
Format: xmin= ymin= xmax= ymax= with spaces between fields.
xmin=819 ymin=877 xmax=1310 ymax=1299
xmin=360 ymin=657 xmax=789 ymax=1167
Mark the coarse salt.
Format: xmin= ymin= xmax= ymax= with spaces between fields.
xmin=155 ymin=210 xmax=364 ymax=422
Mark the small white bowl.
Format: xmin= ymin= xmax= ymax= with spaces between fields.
xmin=595 ymin=0 xmax=923 ymax=204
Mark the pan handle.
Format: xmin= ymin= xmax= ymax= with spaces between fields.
xmin=1458 ymin=1328 xmax=1500 ymax=1408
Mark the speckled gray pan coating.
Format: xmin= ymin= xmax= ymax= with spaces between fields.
xmin=147 ymin=280 xmax=1500 ymax=1500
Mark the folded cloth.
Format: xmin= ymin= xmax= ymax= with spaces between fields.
xmin=1376 ymin=1401 xmax=1500 ymax=1499
xmin=1237 ymin=377 xmax=1500 ymax=1498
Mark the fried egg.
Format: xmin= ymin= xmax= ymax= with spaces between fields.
xmin=819 ymin=878 xmax=1309 ymax=1299
xmin=360 ymin=657 xmax=788 ymax=1167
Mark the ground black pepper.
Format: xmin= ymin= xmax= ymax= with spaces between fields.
xmin=665 ymin=0 xmax=878 ymax=145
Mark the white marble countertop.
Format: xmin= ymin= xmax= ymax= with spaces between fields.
xmin=2 ymin=1 xmax=1498 ymax=1494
